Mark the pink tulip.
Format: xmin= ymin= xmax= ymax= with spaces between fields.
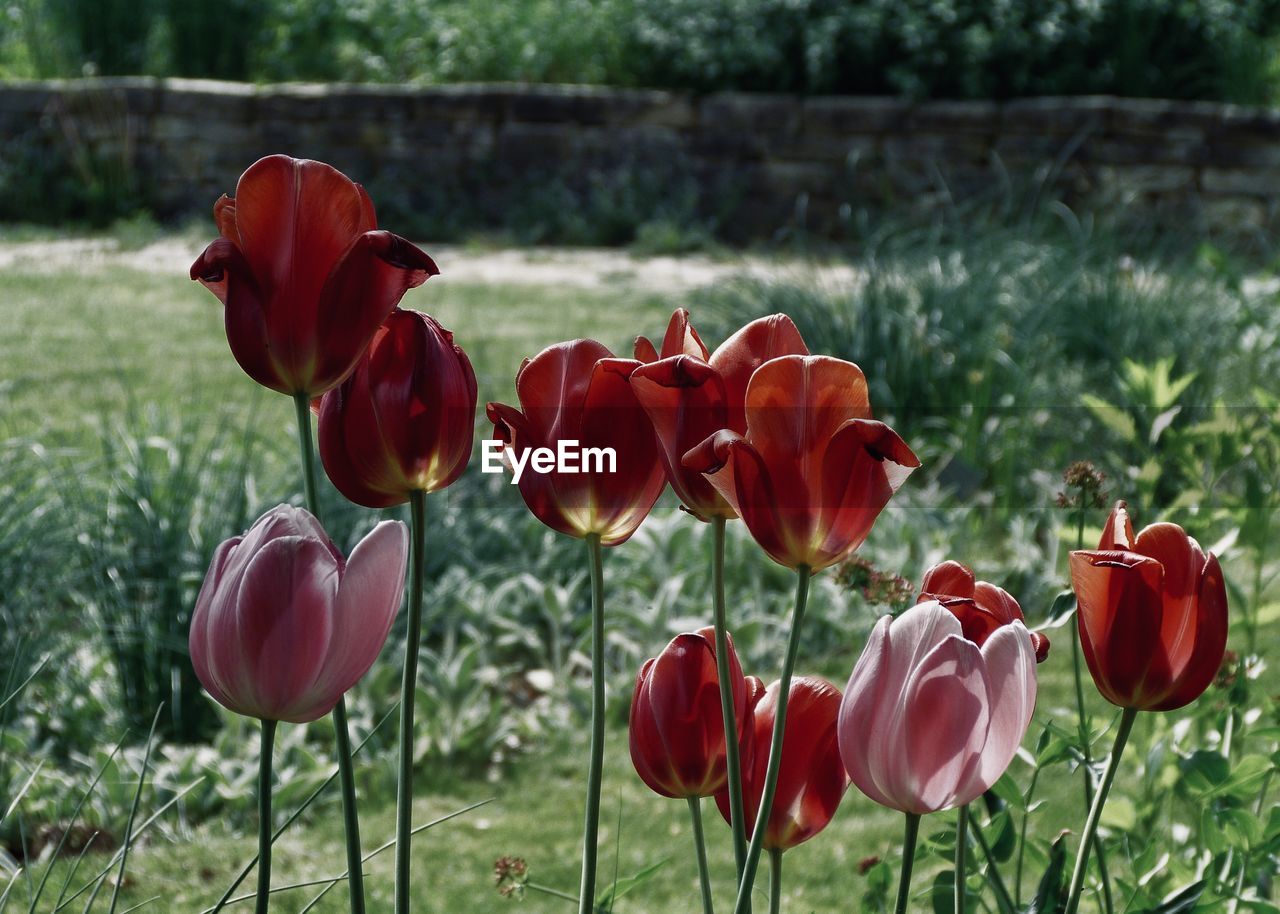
xmin=189 ymin=505 xmax=408 ymax=723
xmin=837 ymin=600 xmax=1037 ymax=814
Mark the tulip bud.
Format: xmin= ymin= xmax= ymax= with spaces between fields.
xmin=190 ymin=155 xmax=438 ymax=397
xmin=919 ymin=560 xmax=1050 ymax=662
xmin=318 ymin=309 xmax=478 ymax=508
xmin=683 ymin=355 xmax=919 ymax=571
xmin=1069 ymin=502 xmax=1228 ymax=711
xmin=629 ymin=627 xmax=748 ymax=798
xmin=722 ymin=676 xmax=848 ymax=851
xmin=486 ymin=339 xmax=667 ymax=546
xmin=839 ymin=600 xmax=1037 ymax=815
xmin=188 ymin=505 xmax=408 ymax=723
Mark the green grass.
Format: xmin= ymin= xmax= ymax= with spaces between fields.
xmin=0 ymin=264 xmax=669 ymax=439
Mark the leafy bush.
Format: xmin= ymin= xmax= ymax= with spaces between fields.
xmin=5 ymin=0 xmax=1280 ymax=102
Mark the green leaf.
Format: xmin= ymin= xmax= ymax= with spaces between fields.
xmin=595 ymin=858 xmax=667 ymax=907
xmin=1026 ymin=834 xmax=1068 ymax=914
xmin=1082 ymin=394 xmax=1137 ymax=441
xmin=1133 ymin=880 xmax=1205 ymax=914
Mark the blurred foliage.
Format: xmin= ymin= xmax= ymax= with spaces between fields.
xmin=4 ymin=0 xmax=1280 ymax=103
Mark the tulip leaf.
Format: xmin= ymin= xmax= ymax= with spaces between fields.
xmin=1038 ymin=591 xmax=1077 ymax=630
xmin=594 ymin=858 xmax=667 ymax=908
xmin=1025 ymin=834 xmax=1067 ymax=914
xmin=1133 ymin=880 xmax=1205 ymax=914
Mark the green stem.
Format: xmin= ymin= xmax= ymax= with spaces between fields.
xmin=578 ymin=534 xmax=607 ymax=914
xmin=1064 ymin=708 xmax=1138 ymax=914
xmin=1013 ymin=766 xmax=1040 ymax=907
xmin=732 ymin=567 xmax=811 ymax=914
xmin=711 ymin=516 xmax=748 ymax=880
xmin=894 ymin=814 xmax=921 ymax=914
xmin=256 ymin=719 xmax=277 ymax=914
xmin=969 ymin=806 xmax=1016 ymax=914
xmin=393 ymin=491 xmax=427 ymax=914
xmin=688 ymin=797 xmax=716 ymax=914
xmin=955 ymin=805 xmax=968 ymax=914
xmin=768 ymin=849 xmax=782 ymax=914
xmin=293 ymin=392 xmax=366 ymax=914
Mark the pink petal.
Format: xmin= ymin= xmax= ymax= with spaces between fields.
xmin=299 ymin=521 xmax=410 ymax=718
xmin=839 ymin=615 xmax=898 ymax=810
xmin=967 ymin=622 xmax=1036 ymax=798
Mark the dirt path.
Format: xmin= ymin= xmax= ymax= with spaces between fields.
xmin=0 ymin=235 xmax=861 ymax=294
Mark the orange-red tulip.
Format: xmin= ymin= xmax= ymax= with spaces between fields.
xmin=683 ymin=355 xmax=919 ymax=571
xmin=919 ymin=560 xmax=1050 ymax=662
xmin=630 ymin=310 xmax=809 ymax=520
xmin=720 ymin=676 xmax=848 ymax=851
xmin=317 ymin=309 xmax=477 ymax=508
xmin=629 ymin=627 xmax=748 ymax=798
xmin=486 ymin=339 xmax=666 ymax=546
xmin=190 ymin=155 xmax=438 ymax=396
xmin=1069 ymin=502 xmax=1228 ymax=711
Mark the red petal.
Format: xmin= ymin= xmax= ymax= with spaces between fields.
xmin=1152 ymin=552 xmax=1229 ymax=710
xmin=920 ymin=561 xmax=976 ymax=601
xmin=709 ymin=314 xmax=810 ymax=431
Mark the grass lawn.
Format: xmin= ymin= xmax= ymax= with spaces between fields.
xmin=6 ymin=234 xmax=1274 ymax=913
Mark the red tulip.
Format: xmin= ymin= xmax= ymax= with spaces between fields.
xmin=683 ymin=355 xmax=919 ymax=571
xmin=838 ymin=601 xmax=1037 ymax=814
xmin=630 ymin=310 xmax=809 ymax=520
xmin=721 ymin=676 xmax=848 ymax=851
xmin=919 ymin=560 xmax=1050 ymax=662
xmin=190 ymin=155 xmax=438 ymax=396
xmin=486 ymin=339 xmax=666 ymax=546
xmin=189 ymin=505 xmax=408 ymax=723
xmin=1069 ymin=501 xmax=1228 ymax=711
xmin=318 ymin=310 xmax=477 ymax=508
xmin=629 ymin=626 xmax=748 ymax=798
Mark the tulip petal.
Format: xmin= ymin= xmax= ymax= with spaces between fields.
xmin=840 ymin=615 xmax=899 ymax=810
xmin=630 ymin=659 xmax=681 ymax=797
xmin=657 ymin=308 xmax=710 ymax=360
xmin=190 ymin=238 xmax=289 ymax=393
xmin=743 ymin=356 xmax=872 ymax=472
xmin=232 ymin=155 xmax=370 ymax=321
xmin=630 ymin=355 xmax=733 ymax=519
xmin=515 ymin=339 xmax=613 ymax=443
xmin=967 ymin=622 xmax=1036 ymax=799
xmin=710 ymin=314 xmax=809 ymax=431
xmin=686 ymin=430 xmax=797 ymax=566
xmin=207 ymin=536 xmax=339 ymax=722
xmin=920 ymin=561 xmax=975 ymax=600
xmin=189 ymin=536 xmax=242 ymax=711
xmin=1099 ymin=501 xmax=1136 ymax=550
xmin=1152 ymin=552 xmax=1229 ymax=711
xmin=1133 ymin=523 xmax=1206 ymax=678
xmin=309 ymin=231 xmax=440 ymax=395
xmin=213 ymin=194 xmax=237 ymax=241
xmin=1069 ymin=550 xmax=1166 ymax=708
xmin=297 ymin=521 xmax=409 ymax=719
xmin=898 ymin=633 xmax=990 ymax=813
xmin=647 ymin=633 xmax=728 ymax=796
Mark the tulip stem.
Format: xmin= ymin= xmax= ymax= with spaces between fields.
xmin=969 ymin=805 xmax=1016 ymax=914
xmin=393 ymin=489 xmax=428 ymax=914
xmin=955 ymin=804 xmax=967 ymax=914
xmin=894 ymin=813 xmax=921 ymax=914
xmin=256 ymin=719 xmax=277 ymax=914
xmin=687 ymin=797 xmax=716 ymax=914
xmin=768 ymin=849 xmax=782 ymax=914
xmin=732 ymin=566 xmax=810 ymax=914
xmin=1064 ymin=707 xmax=1138 ymax=914
xmin=578 ymin=533 xmax=607 ymax=914
xmin=293 ymin=392 xmax=367 ymax=914
xmin=711 ymin=515 xmax=748 ymax=881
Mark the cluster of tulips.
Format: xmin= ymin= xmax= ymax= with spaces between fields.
xmin=185 ymin=154 xmax=1229 ymax=914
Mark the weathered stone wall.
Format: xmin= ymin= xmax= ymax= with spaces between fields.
xmin=3 ymin=77 xmax=1280 ymax=239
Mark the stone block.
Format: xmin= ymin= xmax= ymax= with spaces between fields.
xmin=803 ymin=96 xmax=908 ymax=134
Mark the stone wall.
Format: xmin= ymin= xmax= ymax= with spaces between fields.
xmin=3 ymin=77 xmax=1280 ymax=239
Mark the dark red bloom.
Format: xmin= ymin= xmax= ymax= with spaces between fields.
xmin=1069 ymin=502 xmax=1228 ymax=711
xmin=720 ymin=675 xmax=848 ymax=851
xmin=629 ymin=626 xmax=748 ymax=799
xmin=190 ymin=155 xmax=438 ymax=396
xmin=683 ymin=355 xmax=919 ymax=571
xmin=918 ymin=560 xmax=1050 ymax=662
xmin=630 ymin=310 xmax=809 ymax=521
xmin=486 ymin=339 xmax=666 ymax=546
xmin=317 ymin=310 xmax=477 ymax=508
